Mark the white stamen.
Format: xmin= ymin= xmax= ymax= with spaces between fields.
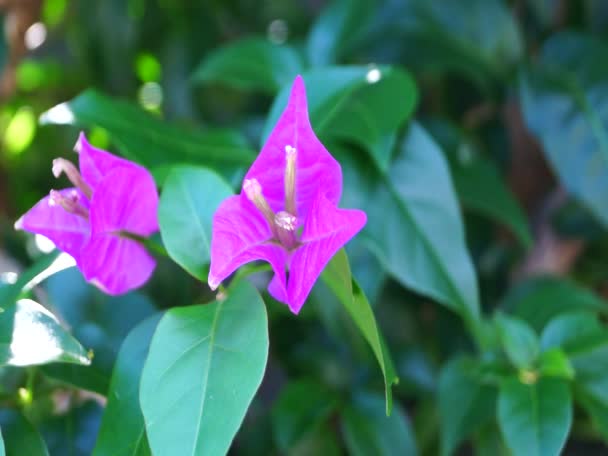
xmin=243 ymin=178 xmax=262 ymax=201
xmin=285 ymin=145 xmax=296 ymax=156
xmin=275 ymin=211 xmax=297 ymax=231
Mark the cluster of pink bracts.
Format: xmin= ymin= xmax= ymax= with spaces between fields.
xmin=16 ymin=76 xmax=366 ymax=314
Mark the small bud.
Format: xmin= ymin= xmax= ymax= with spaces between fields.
xmin=243 ymin=178 xmax=276 ymax=227
xmin=52 ymin=158 xmax=93 ymax=199
xmin=284 ymin=145 xmax=297 ymax=215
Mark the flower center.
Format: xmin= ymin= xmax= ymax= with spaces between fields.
xmin=50 ymin=158 xmax=91 ymax=220
xmin=49 ymin=189 xmax=89 ymax=219
xmin=244 ymin=144 xmax=299 ymax=250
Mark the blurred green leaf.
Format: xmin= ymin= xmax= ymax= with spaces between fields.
xmin=538 ymin=349 xmax=574 ymax=380
xmin=540 ymin=311 xmax=602 ymax=351
xmin=0 ymin=411 xmax=49 ymax=456
xmin=338 ymin=123 xmax=480 ymax=322
xmin=40 ymin=90 xmax=255 ymax=178
xmin=575 ymin=389 xmax=608 ymax=442
xmin=363 ymin=0 xmax=522 ymax=88
xmin=42 ymin=268 xmax=156 ymax=394
xmin=192 ymin=38 xmax=303 ymax=93
xmin=438 ymin=358 xmax=496 ymax=456
xmin=290 ymin=427 xmax=341 ymax=456
xmin=307 ymin=0 xmax=374 ymax=66
xmin=94 ymin=315 xmax=162 ymax=456
xmin=321 ymin=249 xmax=398 ymax=414
xmin=0 ymin=426 xmax=4 ymax=456
xmin=140 ymin=280 xmax=268 ymax=456
xmin=451 ymin=156 xmax=532 ymax=248
xmin=520 ymin=32 xmax=608 ymax=226
xmin=0 ymin=298 xmax=90 ymax=367
xmin=0 ymin=251 xmax=59 ymax=309
xmin=341 ymin=392 xmax=418 ymax=456
xmin=271 ymin=380 xmax=338 ymax=452
xmin=497 ymin=377 xmax=572 ymax=456
xmin=158 ymin=166 xmax=234 ymax=281
xmin=264 ymin=66 xmax=417 ymax=171
xmin=474 ymin=423 xmax=510 ymax=456
xmin=504 ymin=276 xmax=607 ymax=332
xmin=496 ymin=314 xmax=539 ymax=369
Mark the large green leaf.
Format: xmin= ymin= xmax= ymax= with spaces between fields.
xmin=438 ymin=358 xmax=496 ymax=456
xmin=495 ymin=314 xmax=540 ymax=369
xmin=520 ymin=32 xmax=608 ymax=226
xmin=40 ymin=90 xmax=255 ymax=177
xmin=306 ymin=0 xmax=374 ymax=66
xmin=341 ymin=392 xmax=418 ymax=456
xmin=338 ymin=123 xmax=480 ymax=322
xmin=140 ymin=280 xmax=268 ymax=456
xmin=0 ymin=298 xmax=89 ymax=367
xmin=451 ymin=156 xmax=532 ymax=248
xmin=271 ymin=380 xmax=338 ymax=452
xmin=263 ymin=66 xmax=418 ymax=171
xmin=0 ymin=411 xmax=49 ymax=456
xmin=362 ymin=0 xmax=522 ymax=89
xmin=94 ymin=315 xmax=162 ymax=456
xmin=191 ymin=37 xmax=303 ymax=93
xmin=497 ymin=377 xmax=572 ymax=456
xmin=158 ymin=166 xmax=234 ymax=281
xmin=321 ymin=249 xmax=398 ymax=414
xmin=504 ymin=276 xmax=607 ymax=332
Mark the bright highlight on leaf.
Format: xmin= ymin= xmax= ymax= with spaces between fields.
xmin=3 ymin=107 xmax=36 ymax=156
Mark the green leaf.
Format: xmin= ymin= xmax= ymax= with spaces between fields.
xmin=520 ymin=32 xmax=608 ymax=226
xmin=41 ymin=268 xmax=156 ymax=394
xmin=191 ymin=37 xmax=303 ymax=93
xmin=451 ymin=156 xmax=532 ymax=248
xmin=495 ymin=314 xmax=539 ymax=369
xmin=341 ymin=392 xmax=418 ymax=456
xmin=338 ymin=123 xmax=480 ymax=322
xmin=497 ymin=377 xmax=572 ymax=456
xmin=0 ymin=251 xmax=60 ymax=309
xmin=0 ymin=426 xmax=4 ymax=456
xmin=40 ymin=90 xmax=255 ymax=178
xmin=307 ymin=0 xmax=374 ymax=66
xmin=363 ymin=0 xmax=523 ymax=89
xmin=271 ymin=380 xmax=338 ymax=452
xmin=0 ymin=411 xmax=49 ymax=456
xmin=575 ymin=388 xmax=608 ymax=442
xmin=0 ymin=298 xmax=89 ymax=367
xmin=321 ymin=249 xmax=398 ymax=414
xmin=438 ymin=358 xmax=496 ymax=456
xmin=505 ymin=276 xmax=607 ymax=332
xmin=158 ymin=166 xmax=234 ymax=281
xmin=540 ymin=311 xmax=601 ymax=352
xmin=263 ymin=66 xmax=418 ymax=171
xmin=94 ymin=315 xmax=162 ymax=456
xmin=140 ymin=280 xmax=268 ymax=456
xmin=537 ymin=349 xmax=574 ymax=380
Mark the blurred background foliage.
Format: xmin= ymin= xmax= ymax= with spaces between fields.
xmin=1 ymin=0 xmax=608 ymax=454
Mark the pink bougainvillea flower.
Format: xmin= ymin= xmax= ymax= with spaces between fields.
xmin=208 ymin=76 xmax=367 ymax=314
xmin=15 ymin=133 xmax=159 ymax=295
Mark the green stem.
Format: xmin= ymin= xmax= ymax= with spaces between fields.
xmin=120 ymin=231 xmax=169 ymax=257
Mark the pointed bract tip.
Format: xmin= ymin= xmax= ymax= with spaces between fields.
xmin=74 ymin=131 xmax=88 ymax=154
xmin=14 ymin=216 xmax=24 ymax=230
xmin=208 ymin=276 xmax=220 ymax=291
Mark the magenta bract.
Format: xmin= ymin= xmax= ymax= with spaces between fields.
xmin=15 ymin=133 xmax=159 ymax=295
xmin=208 ymin=76 xmax=367 ymax=314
